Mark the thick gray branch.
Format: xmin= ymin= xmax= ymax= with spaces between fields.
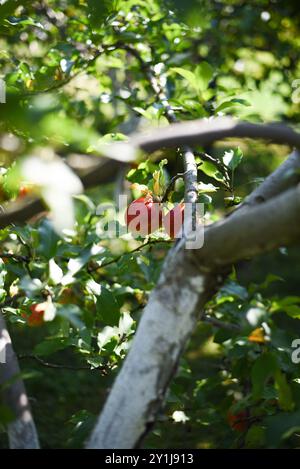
xmin=1 ymin=117 xmax=300 ymax=230
xmin=0 ymin=312 xmax=40 ymax=448
xmin=193 ymin=184 xmax=300 ymax=268
xmin=240 ymin=149 xmax=300 ymax=208
xmin=132 ymin=117 xmax=300 ymax=152
xmin=1 ymin=118 xmax=300 ymax=229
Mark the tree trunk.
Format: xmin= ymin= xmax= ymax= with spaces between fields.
xmin=0 ymin=312 xmax=40 ymax=449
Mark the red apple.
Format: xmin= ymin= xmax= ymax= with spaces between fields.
xmin=22 ymin=303 xmax=46 ymax=327
xmin=163 ymin=203 xmax=184 ymax=239
xmin=125 ymin=196 xmax=162 ymax=236
xmin=227 ymin=409 xmax=248 ymax=433
xmin=18 ymin=186 xmax=30 ymax=198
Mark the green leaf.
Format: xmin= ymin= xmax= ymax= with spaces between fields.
xmin=284 ymin=305 xmax=300 ymax=319
xmin=223 ymin=147 xmax=243 ymax=171
xmin=74 ymin=194 xmax=96 ymax=212
xmin=215 ymin=98 xmax=251 ymax=113
xmin=171 ymin=67 xmax=198 ymax=91
xmin=274 ymin=296 xmax=300 ymax=307
xmin=6 ymin=17 xmax=38 ymax=27
xmin=19 ymin=276 xmax=43 ymax=297
xmin=220 ymin=281 xmax=248 ymax=300
xmin=96 ymin=286 xmax=120 ymax=326
xmin=197 ymin=182 xmax=218 ymax=193
xmin=34 ymin=338 xmax=71 ymax=356
xmin=195 ymin=61 xmax=214 ymax=91
xmin=271 ymin=296 xmax=300 ymax=317
xmin=251 ymin=352 xmax=278 ymax=400
xmin=62 ymin=244 xmax=105 ymax=284
xmin=198 ymin=193 xmax=212 ymax=204
xmin=274 ymin=370 xmax=295 ymax=411
xmin=97 ymin=325 xmax=118 ymax=351
xmin=0 ymin=0 xmax=32 ymax=26
xmin=49 ymin=259 xmax=63 ymax=285
xmin=259 ymin=274 xmax=284 ymax=289
xmin=87 ymin=0 xmax=114 ymax=28
xmin=171 ymin=62 xmax=213 ymax=95
xmin=213 ymin=328 xmax=237 ymax=344
xmin=245 ymin=425 xmax=266 ymax=448
xmin=199 ymin=161 xmax=224 ymax=182
xmin=0 ymin=404 xmax=15 ymax=426
xmin=118 ymin=311 xmax=135 ymax=337
xmin=3 ymin=161 xmax=22 ymax=194
xmin=67 ymin=410 xmax=96 ymax=448
xmin=37 ymin=220 xmax=59 ymax=259
xmin=57 ymin=304 xmax=85 ymax=329
xmin=264 ymin=411 xmax=300 ymax=447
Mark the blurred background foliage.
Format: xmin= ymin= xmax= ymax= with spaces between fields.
xmin=0 ymin=0 xmax=300 ymax=448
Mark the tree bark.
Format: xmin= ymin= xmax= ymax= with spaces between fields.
xmin=240 ymin=149 xmax=300 ymax=208
xmin=132 ymin=117 xmax=300 ymax=152
xmin=87 ymin=248 xmax=218 ymax=449
xmin=0 ymin=312 xmax=40 ymax=449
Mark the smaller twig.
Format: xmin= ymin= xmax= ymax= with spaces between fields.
xmin=195 ymin=150 xmax=230 ymax=177
xmin=17 ymin=355 xmax=111 ymax=376
xmin=0 ymin=295 xmax=22 ymax=309
xmin=13 ymin=236 xmax=34 ymax=278
xmin=120 ymin=43 xmax=199 ymax=221
xmin=0 ymin=253 xmax=30 ymax=262
xmin=202 ymin=314 xmax=241 ymax=331
xmin=15 ymin=233 xmax=32 ymax=258
xmin=195 ymin=150 xmax=224 ymax=167
xmin=18 ymin=44 xmax=105 ymax=98
xmin=88 ymin=239 xmax=172 ymax=273
xmin=195 ymin=151 xmax=231 ymax=190
xmin=162 ymin=172 xmax=186 ymax=202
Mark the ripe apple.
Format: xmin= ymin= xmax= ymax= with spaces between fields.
xmin=22 ymin=303 xmax=46 ymax=327
xmin=18 ymin=186 xmax=30 ymax=198
xmin=227 ymin=408 xmax=248 ymax=433
xmin=163 ymin=203 xmax=184 ymax=239
xmin=125 ymin=195 xmax=162 ymax=236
